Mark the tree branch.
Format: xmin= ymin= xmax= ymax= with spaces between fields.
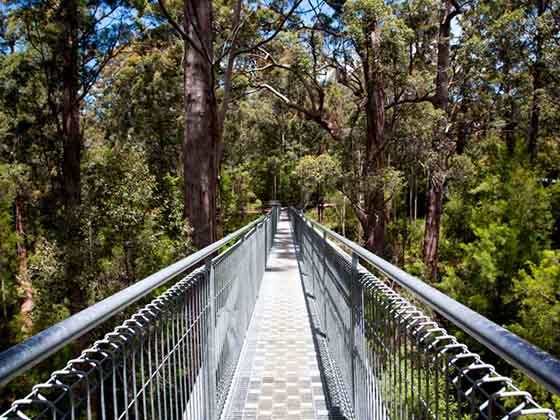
xmin=157 ymin=0 xmax=187 ymax=38
xmin=385 ymin=91 xmax=436 ymax=110
xmin=255 ymin=83 xmax=342 ymax=141
xmin=234 ymin=0 xmax=305 ymax=56
xmin=157 ymin=0 xmax=209 ymax=62
xmin=184 ymin=0 xmax=214 ymax=63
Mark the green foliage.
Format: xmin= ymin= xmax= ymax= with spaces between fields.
xmin=0 ymin=164 xmax=18 ymax=339
xmin=441 ymin=161 xmax=553 ymax=322
xmin=508 ymin=250 xmax=560 ymax=410
xmin=93 ymin=36 xmax=184 ymax=179
xmin=81 ymin=145 xmax=193 ymax=300
xmin=511 ymin=250 xmax=560 ymax=356
xmin=29 ymin=238 xmax=68 ymax=332
xmin=295 ymin=153 xmax=341 ymax=206
xmin=343 ymin=0 xmax=390 ymax=40
xmin=220 ymin=165 xmax=260 ymax=233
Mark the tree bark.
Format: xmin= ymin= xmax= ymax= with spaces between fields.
xmin=422 ymin=0 xmax=454 ymax=280
xmin=363 ymin=190 xmax=386 ymax=254
xmin=61 ymin=0 xmax=81 ymax=212
xmin=60 ymin=0 xmax=86 ymax=314
xmin=423 ymin=176 xmax=444 ymax=280
xmin=433 ymin=1 xmax=451 ymax=112
xmin=183 ymin=0 xmax=219 ymax=248
xmin=358 ymin=27 xmax=387 ymax=256
xmin=15 ymin=195 xmax=32 ymax=335
xmin=499 ymin=50 xmax=517 ymax=154
xmin=527 ymin=0 xmax=546 ymax=160
xmin=361 ymin=85 xmax=386 ymax=255
xmin=341 ymin=196 xmax=346 ymax=237
xmin=317 ymin=202 xmax=323 ymax=223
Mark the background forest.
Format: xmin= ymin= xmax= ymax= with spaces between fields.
xmin=0 ymin=0 xmax=559 ymax=411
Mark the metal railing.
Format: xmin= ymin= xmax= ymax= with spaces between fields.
xmin=290 ymin=208 xmax=559 ymax=420
xmin=0 ymin=206 xmax=280 ymax=420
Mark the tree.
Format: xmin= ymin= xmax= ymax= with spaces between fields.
xmin=0 ymin=165 xmax=19 ymax=344
xmin=421 ymin=0 xmax=462 ymax=280
xmin=295 ymin=154 xmax=341 ymax=221
xmin=183 ymin=0 xmax=220 ymax=246
xmin=155 ymin=0 xmax=305 ymax=247
xmin=251 ymin=0 xmax=412 ymax=255
xmin=509 ymin=249 xmax=560 ymax=411
xmin=4 ymin=0 xmax=134 ymax=312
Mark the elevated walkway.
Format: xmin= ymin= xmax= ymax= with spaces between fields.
xmin=222 ymin=213 xmax=328 ymax=419
xmin=1 ymin=207 xmax=558 ymax=420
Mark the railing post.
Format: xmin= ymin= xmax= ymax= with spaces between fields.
xmin=271 ymin=202 xmax=279 ymax=235
xmin=264 ymin=216 xmax=268 ymax=265
xmin=322 ymin=229 xmax=328 ymax=331
xmin=205 ymin=259 xmax=217 ymax=419
xmin=299 ymin=211 xmax=304 ymax=260
xmin=350 ymin=251 xmax=362 ymax=412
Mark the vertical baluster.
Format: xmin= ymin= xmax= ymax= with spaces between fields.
xmin=205 ymin=259 xmax=217 ymax=420
xmin=350 ymin=252 xmax=359 ymax=412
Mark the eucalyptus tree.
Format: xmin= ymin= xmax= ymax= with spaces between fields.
xmin=248 ymin=0 xmax=414 ymax=255
xmin=295 ymin=154 xmax=341 ymax=221
xmin=153 ymin=0 xmax=305 ymax=247
xmin=420 ymin=0 xmax=463 ymax=279
xmin=2 ymin=0 xmax=134 ymax=313
xmin=374 ymin=0 xmax=467 ymax=278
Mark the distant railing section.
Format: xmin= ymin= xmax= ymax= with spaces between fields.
xmin=290 ymin=208 xmax=559 ymax=420
xmin=0 ymin=206 xmax=280 ymax=420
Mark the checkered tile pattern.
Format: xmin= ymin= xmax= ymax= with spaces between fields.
xmin=221 ymin=213 xmax=328 ymax=420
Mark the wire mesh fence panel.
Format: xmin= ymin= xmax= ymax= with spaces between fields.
xmin=291 ymin=209 xmax=558 ymax=420
xmin=1 ymin=267 xmax=212 ymax=420
xmin=1 ymin=210 xmax=279 ymax=420
xmin=213 ymin=222 xmax=267 ymax=415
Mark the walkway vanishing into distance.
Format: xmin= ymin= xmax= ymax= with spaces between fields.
xmin=222 ymin=215 xmax=328 ymax=419
xmin=0 ymin=207 xmax=559 ymax=420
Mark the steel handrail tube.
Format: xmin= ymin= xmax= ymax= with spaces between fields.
xmin=0 ymin=215 xmax=267 ymax=388
xmin=292 ymin=209 xmax=560 ymax=396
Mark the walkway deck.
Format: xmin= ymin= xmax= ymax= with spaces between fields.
xmin=222 ymin=212 xmax=328 ymax=420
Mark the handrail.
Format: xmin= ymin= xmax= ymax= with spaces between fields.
xmin=291 ymin=209 xmax=560 ymax=395
xmin=0 ymin=214 xmax=269 ymax=387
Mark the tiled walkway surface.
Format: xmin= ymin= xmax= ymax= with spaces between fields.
xmin=222 ymin=212 xmax=328 ymax=420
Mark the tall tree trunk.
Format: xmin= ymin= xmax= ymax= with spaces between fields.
xmin=61 ymin=0 xmax=81 ymax=212
xmin=317 ymin=202 xmax=323 ymax=223
xmin=341 ymin=196 xmax=346 ymax=237
xmin=499 ymin=51 xmax=517 ymax=154
xmin=456 ymin=119 xmax=468 ymax=155
xmin=15 ymin=195 xmax=32 ymax=335
xmin=527 ymin=0 xmax=546 ymax=160
xmin=422 ymin=0 xmax=453 ymax=280
xmin=433 ymin=3 xmax=450 ymax=111
xmin=183 ymin=0 xmax=219 ymax=248
xmin=214 ymin=0 xmax=242 ymax=241
xmin=60 ymin=0 xmax=86 ymax=314
xmin=363 ymin=190 xmax=386 ymax=254
xmin=357 ymin=27 xmax=387 ymax=256
xmin=423 ymin=176 xmax=444 ymax=280
xmin=504 ymin=99 xmax=517 ymax=154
